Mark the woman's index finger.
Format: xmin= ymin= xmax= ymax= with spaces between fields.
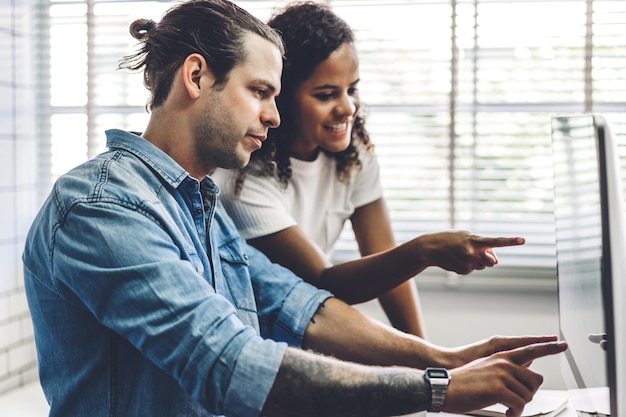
xmin=474 ymin=236 xmax=526 ymax=248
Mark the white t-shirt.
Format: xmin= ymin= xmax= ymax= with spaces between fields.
xmin=213 ymin=149 xmax=384 ymax=258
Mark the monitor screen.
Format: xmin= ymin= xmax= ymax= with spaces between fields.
xmin=551 ymin=114 xmax=624 ymax=417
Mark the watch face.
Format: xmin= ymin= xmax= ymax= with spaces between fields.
xmin=427 ymin=369 xmax=448 ymax=378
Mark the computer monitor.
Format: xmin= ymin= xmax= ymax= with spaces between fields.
xmin=551 ymin=114 xmax=625 ymax=416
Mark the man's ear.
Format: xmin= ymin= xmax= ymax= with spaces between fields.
xmin=182 ymin=53 xmax=214 ymax=100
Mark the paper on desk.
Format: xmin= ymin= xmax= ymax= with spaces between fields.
xmin=467 ymin=390 xmax=569 ymax=417
xmin=566 ymin=387 xmax=610 ymax=416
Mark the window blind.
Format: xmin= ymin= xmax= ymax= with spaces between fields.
xmin=35 ymin=0 xmax=626 ymax=288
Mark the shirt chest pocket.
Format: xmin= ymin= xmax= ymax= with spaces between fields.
xmin=217 ymin=240 xmax=258 ymax=314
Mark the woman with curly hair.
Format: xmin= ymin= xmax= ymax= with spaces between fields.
xmin=213 ymin=1 xmax=524 ymax=338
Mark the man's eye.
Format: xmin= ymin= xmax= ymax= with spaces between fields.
xmin=255 ymin=88 xmax=267 ymax=98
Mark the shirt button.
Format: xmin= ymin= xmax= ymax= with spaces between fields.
xmin=195 ymin=208 xmax=202 ymax=215
xmin=243 ymin=254 xmax=248 ymax=260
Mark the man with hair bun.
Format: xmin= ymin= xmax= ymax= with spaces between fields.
xmin=23 ymin=1 xmax=566 ymax=416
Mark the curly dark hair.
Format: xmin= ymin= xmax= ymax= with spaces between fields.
xmin=118 ymin=0 xmax=284 ymax=111
xmin=234 ymin=1 xmax=373 ymax=194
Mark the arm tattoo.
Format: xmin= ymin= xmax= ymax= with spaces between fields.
xmin=262 ymin=348 xmax=431 ymax=417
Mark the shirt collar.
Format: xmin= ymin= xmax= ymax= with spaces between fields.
xmin=105 ymin=129 xmax=191 ymax=189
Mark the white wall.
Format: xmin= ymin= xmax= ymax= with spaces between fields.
xmin=0 ymin=0 xmax=40 ymax=395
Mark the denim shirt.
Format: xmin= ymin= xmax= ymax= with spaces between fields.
xmin=22 ymin=129 xmax=332 ymax=417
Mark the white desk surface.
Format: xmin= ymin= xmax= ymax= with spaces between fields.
xmin=431 ymin=407 xmax=576 ymax=417
xmin=428 ymin=389 xmax=577 ymax=417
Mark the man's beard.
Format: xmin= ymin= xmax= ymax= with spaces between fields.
xmin=195 ymin=95 xmax=249 ymax=171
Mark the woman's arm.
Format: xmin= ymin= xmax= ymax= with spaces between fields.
xmin=247 ymin=198 xmax=524 ymax=333
xmin=247 ymin=224 xmax=426 ymax=306
xmin=245 ymin=198 xmax=427 ymax=303
xmin=349 ymin=198 xmax=426 ymax=337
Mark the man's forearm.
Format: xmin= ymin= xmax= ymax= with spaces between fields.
xmin=301 ymin=297 xmax=447 ymax=369
xmin=262 ymin=347 xmax=431 ymax=417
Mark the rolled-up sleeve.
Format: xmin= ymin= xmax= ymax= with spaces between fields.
xmin=273 ymin=280 xmax=333 ymax=346
xmin=224 ymin=337 xmax=287 ymax=416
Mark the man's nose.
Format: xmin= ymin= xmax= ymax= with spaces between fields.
xmin=263 ymin=100 xmax=280 ymax=128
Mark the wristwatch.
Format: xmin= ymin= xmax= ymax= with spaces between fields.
xmin=424 ymin=367 xmax=450 ymax=413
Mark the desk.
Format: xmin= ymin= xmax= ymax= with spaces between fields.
xmin=427 ymin=389 xmax=577 ymax=417
xmin=430 ymin=406 xmax=576 ymax=417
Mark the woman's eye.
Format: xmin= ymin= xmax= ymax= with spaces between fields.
xmin=314 ymin=93 xmax=334 ymax=101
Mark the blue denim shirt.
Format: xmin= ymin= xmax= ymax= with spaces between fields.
xmin=22 ymin=129 xmax=332 ymax=417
